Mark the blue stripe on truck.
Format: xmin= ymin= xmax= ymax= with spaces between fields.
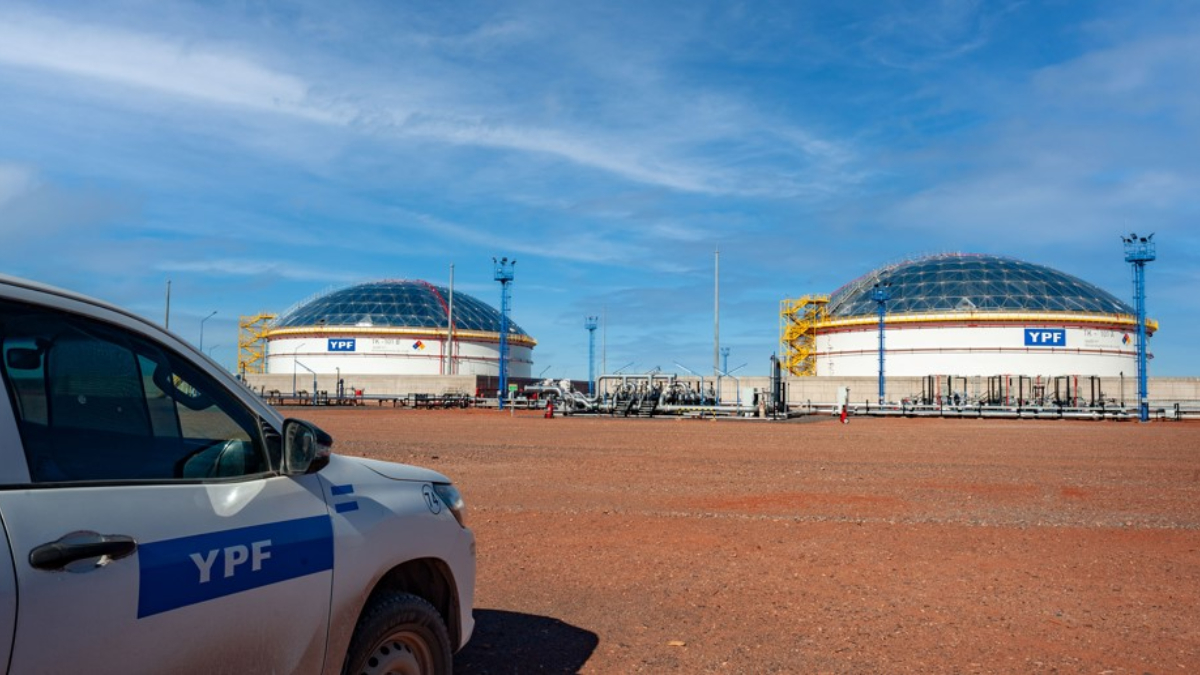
xmin=137 ymin=515 xmax=334 ymax=618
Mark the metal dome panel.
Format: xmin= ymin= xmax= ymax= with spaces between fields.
xmin=275 ymin=280 xmax=529 ymax=336
xmin=827 ymin=254 xmax=1133 ymax=318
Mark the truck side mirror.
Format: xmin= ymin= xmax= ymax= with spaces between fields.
xmin=282 ymin=419 xmax=332 ymax=475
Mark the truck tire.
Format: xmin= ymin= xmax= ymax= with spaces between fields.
xmin=343 ymin=592 xmax=452 ymax=675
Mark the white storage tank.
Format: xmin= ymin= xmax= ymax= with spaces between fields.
xmin=815 ymin=254 xmax=1155 ymax=377
xmin=264 ymin=280 xmax=535 ymax=377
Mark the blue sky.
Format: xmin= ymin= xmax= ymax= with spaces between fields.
xmin=1 ymin=1 xmax=1196 ymax=378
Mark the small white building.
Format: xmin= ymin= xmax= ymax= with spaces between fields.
xmin=814 ymin=254 xmax=1154 ymax=378
xmin=264 ymin=280 xmax=535 ymax=377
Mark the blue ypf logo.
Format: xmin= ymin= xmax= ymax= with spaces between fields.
xmin=327 ymin=339 xmax=356 ymax=352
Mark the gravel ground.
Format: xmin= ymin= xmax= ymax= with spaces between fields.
xmin=294 ymin=407 xmax=1200 ymax=674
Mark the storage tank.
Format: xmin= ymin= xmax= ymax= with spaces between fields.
xmin=809 ymin=254 xmax=1154 ymax=377
xmin=264 ymin=280 xmax=535 ymax=377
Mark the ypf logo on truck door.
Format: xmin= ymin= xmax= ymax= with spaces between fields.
xmin=137 ymin=516 xmax=334 ymax=618
xmin=1024 ymin=328 xmax=1066 ymax=347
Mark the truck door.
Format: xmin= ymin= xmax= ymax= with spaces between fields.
xmin=0 ymin=299 xmax=333 ymax=674
xmin=0 ymin=393 xmax=18 ymax=671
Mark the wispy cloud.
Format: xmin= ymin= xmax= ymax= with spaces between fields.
xmin=0 ymin=169 xmax=135 ymax=244
xmin=857 ymin=0 xmax=1008 ymax=69
xmin=1 ymin=2 xmax=1195 ymax=375
xmin=1032 ymin=31 xmax=1200 ymax=119
xmin=397 ymin=212 xmax=659 ymax=267
xmin=0 ymin=9 xmax=347 ymax=124
xmin=158 ymin=258 xmax=361 ymax=284
xmin=0 ymin=162 xmax=36 ymax=205
xmin=0 ymin=5 xmax=858 ymax=199
xmin=871 ymin=5 xmax=1200 ymax=254
xmin=395 ymin=116 xmax=722 ymax=194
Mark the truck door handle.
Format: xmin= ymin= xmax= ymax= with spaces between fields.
xmin=30 ymin=532 xmax=138 ymax=571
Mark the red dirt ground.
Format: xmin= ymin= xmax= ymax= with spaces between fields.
xmin=295 ymin=407 xmax=1200 ymax=674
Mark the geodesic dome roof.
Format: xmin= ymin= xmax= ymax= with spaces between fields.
xmin=827 ymin=254 xmax=1133 ymax=318
xmin=275 ymin=280 xmax=529 ymax=336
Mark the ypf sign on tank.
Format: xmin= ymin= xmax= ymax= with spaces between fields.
xmin=327 ymin=338 xmax=357 ymax=352
xmin=1024 ymin=329 xmax=1066 ymax=347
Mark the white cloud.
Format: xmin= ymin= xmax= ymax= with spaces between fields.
xmin=0 ymin=163 xmax=36 ymax=205
xmin=0 ymin=9 xmax=347 ymax=124
xmin=400 ymin=212 xmax=652 ymax=266
xmin=858 ymin=0 xmax=999 ymax=69
xmin=874 ymin=8 xmax=1200 ymax=252
xmin=414 ymin=118 xmax=730 ymax=194
xmin=158 ymin=259 xmax=360 ymax=284
xmin=0 ymin=6 xmax=857 ymax=199
xmin=0 ymin=171 xmax=134 ymax=243
xmin=1032 ymin=32 xmax=1200 ymax=116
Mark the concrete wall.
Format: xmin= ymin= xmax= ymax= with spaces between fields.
xmin=779 ymin=375 xmax=1200 ymax=407
xmin=638 ymin=375 xmax=1199 ymax=407
xmin=1143 ymin=377 xmax=1200 ymax=404
xmin=246 ymin=373 xmax=479 ymax=398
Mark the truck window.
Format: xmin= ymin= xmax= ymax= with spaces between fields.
xmin=0 ymin=299 xmax=267 ymax=483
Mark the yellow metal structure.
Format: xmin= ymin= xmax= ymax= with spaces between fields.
xmin=238 ymin=313 xmax=276 ymax=376
xmin=779 ymin=295 xmax=829 ymax=376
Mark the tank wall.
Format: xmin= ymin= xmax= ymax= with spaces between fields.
xmin=817 ymin=323 xmax=1139 ymax=377
xmin=266 ymin=335 xmax=533 ymax=377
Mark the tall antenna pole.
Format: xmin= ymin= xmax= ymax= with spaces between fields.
xmin=586 ymin=316 xmax=598 ymax=395
xmin=714 ymin=247 xmax=720 ymax=377
xmin=164 ymin=279 xmax=171 ymax=329
xmin=712 ymin=248 xmax=720 ymax=409
xmin=446 ymin=263 xmax=456 ymax=375
xmin=602 ymin=305 xmax=607 ymax=378
xmin=1123 ymin=233 xmax=1156 ymax=422
xmin=494 ymin=257 xmax=516 ymax=410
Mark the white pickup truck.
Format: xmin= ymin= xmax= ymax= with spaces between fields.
xmin=0 ymin=274 xmax=475 ymax=674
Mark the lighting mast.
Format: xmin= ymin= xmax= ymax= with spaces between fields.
xmin=872 ymin=283 xmax=891 ymax=406
xmin=1122 ymin=233 xmax=1155 ymax=422
xmin=586 ymin=316 xmax=598 ymax=396
xmin=493 ymin=257 xmax=516 ymax=410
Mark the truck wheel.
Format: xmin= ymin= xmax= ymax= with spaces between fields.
xmin=343 ymin=592 xmax=452 ymax=675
